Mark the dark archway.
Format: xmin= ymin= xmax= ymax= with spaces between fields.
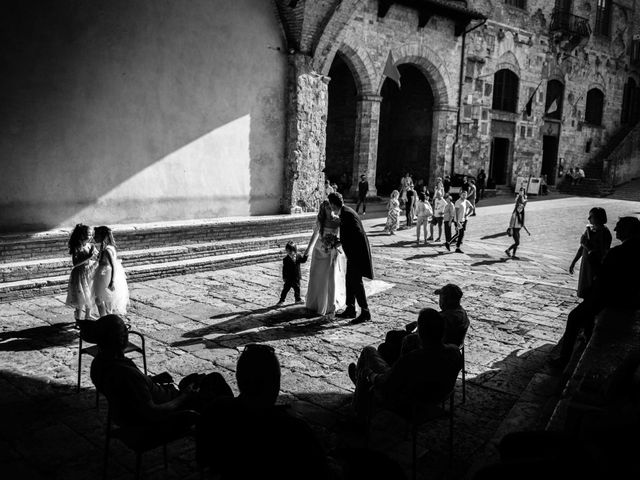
xmin=326 ymin=53 xmax=358 ymax=195
xmin=376 ymin=64 xmax=434 ymax=195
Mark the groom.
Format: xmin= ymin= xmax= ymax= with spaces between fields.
xmin=327 ymin=192 xmax=373 ymax=324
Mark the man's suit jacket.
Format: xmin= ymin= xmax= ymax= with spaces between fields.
xmin=339 ymin=206 xmax=373 ymax=279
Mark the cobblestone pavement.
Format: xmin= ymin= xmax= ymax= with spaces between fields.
xmin=1 ymin=196 xmax=638 ymax=480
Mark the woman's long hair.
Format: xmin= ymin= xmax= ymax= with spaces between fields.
xmin=68 ymin=223 xmax=91 ymax=255
xmin=94 ymin=226 xmax=116 ymax=249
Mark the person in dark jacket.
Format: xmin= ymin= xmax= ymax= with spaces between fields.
xmin=328 ymin=192 xmax=374 ymax=324
xmin=355 ymin=174 xmax=369 ymax=215
xmin=277 ymin=241 xmax=308 ymax=305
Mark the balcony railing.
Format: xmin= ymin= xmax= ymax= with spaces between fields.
xmin=550 ymin=9 xmax=591 ymax=38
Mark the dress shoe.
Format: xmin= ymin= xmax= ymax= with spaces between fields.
xmin=336 ymin=307 xmax=357 ymax=319
xmin=455 ymin=248 xmax=464 ymax=253
xmin=348 ymin=362 xmax=357 ymax=385
xmin=350 ymin=310 xmax=371 ymax=325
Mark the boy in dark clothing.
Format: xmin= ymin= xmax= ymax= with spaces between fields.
xmin=277 ymin=241 xmax=308 ymax=305
xmin=356 ymin=174 xmax=369 ymax=215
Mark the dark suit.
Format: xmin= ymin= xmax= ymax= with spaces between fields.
xmin=339 ymin=206 xmax=373 ymax=311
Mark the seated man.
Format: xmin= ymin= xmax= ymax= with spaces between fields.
xmin=89 ymin=314 xmax=232 ymax=427
xmin=349 ymin=308 xmax=462 ymax=420
xmin=197 ymin=343 xmax=329 ymax=480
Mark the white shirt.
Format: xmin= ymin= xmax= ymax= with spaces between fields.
xmin=454 ymin=199 xmax=472 ymax=223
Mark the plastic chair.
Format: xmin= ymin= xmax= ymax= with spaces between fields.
xmin=460 ymin=342 xmax=466 ymax=403
xmin=76 ymin=320 xmax=147 ymax=406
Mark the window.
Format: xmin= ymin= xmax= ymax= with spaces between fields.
xmin=504 ymin=0 xmax=526 ymax=9
xmin=594 ymin=0 xmax=611 ymax=37
xmin=492 ymin=69 xmax=519 ymax=112
xmin=544 ymin=80 xmax=564 ymax=120
xmin=585 ymin=88 xmax=604 ymax=125
xmin=621 ymin=78 xmax=640 ymax=125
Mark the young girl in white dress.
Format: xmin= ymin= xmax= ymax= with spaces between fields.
xmin=65 ymin=224 xmax=97 ymax=321
xmin=304 ymin=200 xmax=347 ymax=317
xmin=383 ymin=190 xmax=401 ymax=235
xmin=93 ymin=226 xmax=129 ymax=316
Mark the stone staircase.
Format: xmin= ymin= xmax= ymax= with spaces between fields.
xmin=0 ymin=215 xmax=315 ymax=301
xmin=556 ymin=177 xmax=614 ymax=197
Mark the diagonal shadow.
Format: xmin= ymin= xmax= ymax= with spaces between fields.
xmin=480 ymin=231 xmax=510 ymax=240
xmin=378 ymin=240 xmax=421 ymax=248
xmin=0 ymin=322 xmax=78 ymax=352
xmin=405 ymin=251 xmax=451 ymax=260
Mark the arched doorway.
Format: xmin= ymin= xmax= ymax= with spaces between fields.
xmin=326 ymin=53 xmax=358 ymax=195
xmin=376 ymin=64 xmax=434 ymax=195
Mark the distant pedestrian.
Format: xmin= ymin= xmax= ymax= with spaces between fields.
xmin=383 ymin=190 xmax=401 ymax=235
xmin=505 ymin=188 xmax=527 ymax=259
xmin=415 ymin=192 xmax=433 ymax=246
xmin=477 ymin=169 xmax=487 ymax=199
xmin=442 ymin=194 xmax=456 ymax=247
xmin=447 ymin=191 xmax=472 ymax=253
xmin=468 ymin=179 xmax=477 ymax=216
xmin=434 ymin=177 xmax=445 ymax=199
xmin=405 ymin=186 xmax=416 ymax=227
xmin=429 ymin=190 xmax=445 ymax=242
xmin=400 ymin=173 xmax=413 ymax=206
xmin=443 ymin=175 xmax=451 ymax=194
xmin=355 ymin=174 xmax=369 ymax=215
xmin=277 ymin=241 xmax=308 ymax=305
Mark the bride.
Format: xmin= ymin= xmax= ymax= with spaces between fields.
xmin=304 ymin=199 xmax=347 ymax=317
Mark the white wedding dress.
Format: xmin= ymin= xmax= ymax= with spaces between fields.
xmin=305 ymin=220 xmax=347 ymax=316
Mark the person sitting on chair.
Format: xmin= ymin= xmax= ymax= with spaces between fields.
xmin=348 ymin=308 xmax=462 ymax=421
xmin=89 ymin=314 xmax=233 ymax=427
xmin=197 ymin=343 xmax=329 ymax=480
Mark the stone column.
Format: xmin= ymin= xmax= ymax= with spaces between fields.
xmin=351 ymin=94 xmax=382 ymax=198
xmin=431 ymin=106 xmax=458 ymax=183
xmin=282 ymin=53 xmax=330 ymax=213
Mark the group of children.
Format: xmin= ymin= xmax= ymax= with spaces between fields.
xmin=65 ymin=223 xmax=129 ymax=321
xmin=384 ymin=187 xmax=474 ymax=253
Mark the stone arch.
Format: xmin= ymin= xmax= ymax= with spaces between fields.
xmin=495 ymin=51 xmax=521 ymax=78
xmin=376 ymin=43 xmax=454 ymax=109
xmin=329 ymin=43 xmax=376 ymax=95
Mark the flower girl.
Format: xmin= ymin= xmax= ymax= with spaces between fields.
xmin=65 ymin=224 xmax=97 ymax=321
xmin=92 ymin=226 xmax=129 ymax=316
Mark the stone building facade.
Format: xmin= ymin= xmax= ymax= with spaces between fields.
xmin=280 ymin=0 xmax=640 ymax=211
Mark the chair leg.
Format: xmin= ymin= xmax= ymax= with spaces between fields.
xmin=135 ymin=453 xmax=142 ymax=480
xmin=77 ymin=337 xmax=83 ymax=393
xmin=141 ymin=337 xmax=147 ymax=375
xmin=449 ymin=393 xmax=455 ymax=468
xmin=163 ymin=443 xmax=168 ymax=470
xmin=462 ymin=346 xmax=466 ymax=403
xmin=412 ymin=424 xmax=417 ymax=480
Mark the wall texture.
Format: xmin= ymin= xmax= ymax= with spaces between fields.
xmin=0 ymin=0 xmax=288 ymax=231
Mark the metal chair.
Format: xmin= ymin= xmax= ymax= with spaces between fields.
xmin=76 ymin=320 xmax=147 ymax=406
xmin=459 ymin=342 xmax=467 ymax=403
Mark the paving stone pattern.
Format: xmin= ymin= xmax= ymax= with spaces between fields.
xmin=1 ymin=196 xmax=638 ymax=480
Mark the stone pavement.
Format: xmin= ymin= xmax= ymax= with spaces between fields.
xmin=1 ymin=195 xmax=639 ymax=480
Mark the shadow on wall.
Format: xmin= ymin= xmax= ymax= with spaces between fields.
xmin=0 ymin=0 xmax=287 ymax=232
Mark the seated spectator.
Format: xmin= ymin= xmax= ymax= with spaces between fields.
xmin=378 ymin=283 xmax=469 ymax=365
xmin=89 ymin=314 xmax=233 ymax=427
xmin=197 ymin=343 xmax=329 ymax=480
xmin=348 ymin=308 xmax=462 ymax=421
xmin=576 ymin=166 xmax=585 ymax=184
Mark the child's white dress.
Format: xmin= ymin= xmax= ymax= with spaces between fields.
xmin=65 ymin=244 xmax=97 ymax=315
xmin=93 ymin=245 xmax=129 ymax=315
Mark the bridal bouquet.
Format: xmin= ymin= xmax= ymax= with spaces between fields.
xmin=321 ymin=233 xmax=342 ymax=254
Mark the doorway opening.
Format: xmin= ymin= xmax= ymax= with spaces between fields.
xmin=326 ymin=53 xmax=358 ymax=195
xmin=376 ymin=64 xmax=434 ymax=195
xmin=489 ymin=137 xmax=510 ymax=185
xmin=542 ymin=135 xmax=559 ymax=185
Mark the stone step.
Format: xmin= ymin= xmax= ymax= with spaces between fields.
xmin=0 ymin=247 xmax=287 ymax=302
xmin=0 ymin=214 xmax=316 ymax=263
xmin=0 ymin=233 xmax=311 ymax=283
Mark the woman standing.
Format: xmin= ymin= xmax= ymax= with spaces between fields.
xmin=549 ymin=207 xmax=612 ymax=368
xmin=383 ymin=190 xmax=401 ymax=235
xmin=505 ymin=187 xmax=527 ymax=259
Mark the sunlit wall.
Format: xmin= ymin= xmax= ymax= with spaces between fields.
xmin=0 ymin=0 xmax=287 ymax=231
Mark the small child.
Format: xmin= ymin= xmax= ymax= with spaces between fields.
xmin=383 ymin=190 xmax=401 ymax=235
xmin=415 ymin=192 xmax=433 ymax=245
xmin=65 ymin=223 xmax=97 ymax=321
xmin=442 ymin=193 xmax=456 ymax=248
xmin=93 ymin=226 xmax=129 ymax=316
xmin=277 ymin=241 xmax=308 ymax=305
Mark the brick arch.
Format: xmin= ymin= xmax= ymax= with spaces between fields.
xmin=329 ymin=43 xmax=376 ymax=96
xmin=377 ymin=44 xmax=454 ymax=108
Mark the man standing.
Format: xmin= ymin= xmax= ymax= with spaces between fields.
xmin=328 ymin=192 xmax=373 ymax=324
xmin=446 ymin=191 xmax=472 ymax=254
xmin=477 ymin=169 xmax=487 ymax=199
xmin=355 ymin=174 xmax=369 ymax=215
